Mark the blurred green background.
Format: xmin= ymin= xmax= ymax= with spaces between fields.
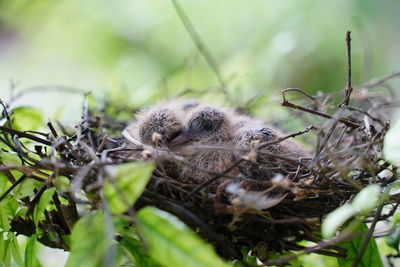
xmin=0 ymin=0 xmax=399 ymax=124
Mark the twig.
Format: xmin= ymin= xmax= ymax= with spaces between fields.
xmin=342 ymin=105 xmax=385 ymax=127
xmin=96 ymin=135 xmax=108 ymax=154
xmin=280 ymin=88 xmax=321 ymax=105
xmin=351 ymin=204 xmax=384 ymax=267
xmin=0 ymin=99 xmax=13 ymax=128
xmin=360 ymin=71 xmax=400 ymax=89
xmin=24 ymin=182 xmax=49 ymax=217
xmin=258 ymin=125 xmax=315 ymax=150
xmin=281 ymin=89 xmax=360 ymax=129
xmin=262 ymin=231 xmax=354 ymax=266
xmin=0 ymin=126 xmax=52 ymax=145
xmin=47 ymin=122 xmax=59 ymax=138
xmin=11 ymin=85 xmax=88 ymax=103
xmin=51 ymin=193 xmax=71 ymax=234
xmin=339 ymin=30 xmax=353 ymax=106
xmin=0 ymin=175 xmax=27 ymax=202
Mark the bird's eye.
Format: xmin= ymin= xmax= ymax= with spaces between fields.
xmin=258 ymin=127 xmax=274 ymax=138
xmin=189 ymin=117 xmax=218 ymax=134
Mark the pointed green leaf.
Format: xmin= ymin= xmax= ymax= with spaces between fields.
xmin=66 ymin=211 xmax=110 ymax=267
xmin=322 ymin=184 xmax=381 ymax=239
xmin=137 ymin=207 xmax=231 ymax=267
xmin=14 ymin=179 xmax=41 ymax=200
xmin=104 ymin=162 xmax=154 ymax=214
xmin=120 ymin=236 xmax=158 ymax=267
xmin=338 ymin=223 xmax=383 ymax=267
xmin=352 ymin=184 xmax=381 ymax=214
xmin=322 ymin=205 xmax=354 ymax=239
xmin=10 ymin=233 xmax=23 ymax=267
xmin=3 ymin=239 xmax=11 ymax=267
xmin=33 ymin=187 xmax=56 ymax=229
xmin=0 ymin=232 xmax=5 ymax=262
xmin=0 ymin=205 xmax=11 ymax=231
xmin=25 ymin=235 xmax=40 ymax=267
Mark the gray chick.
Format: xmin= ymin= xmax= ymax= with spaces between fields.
xmin=173 ymin=105 xmax=239 ymax=184
xmin=123 ymin=99 xmax=199 ymax=179
xmin=234 ymin=116 xmax=308 ymax=180
xmin=125 ymin=100 xmax=198 ymax=147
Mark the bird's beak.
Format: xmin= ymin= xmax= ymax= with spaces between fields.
xmin=169 ymin=130 xmax=192 ymax=148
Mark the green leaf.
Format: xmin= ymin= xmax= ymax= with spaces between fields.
xmin=322 ymin=205 xmax=354 ymax=239
xmin=0 ymin=232 xmax=5 ymax=262
xmin=66 ymin=211 xmax=110 ymax=267
xmin=120 ymin=236 xmax=158 ymax=267
xmin=33 ymin=187 xmax=56 ymax=229
xmin=12 ymin=107 xmax=43 ymax=131
xmin=25 ymin=235 xmax=39 ymax=267
xmin=10 ymin=233 xmax=23 ymax=267
xmin=386 ymin=226 xmax=400 ymax=251
xmin=3 ymin=239 xmax=11 ymax=267
xmin=137 ymin=207 xmax=231 ymax=267
xmin=104 ymin=162 xmax=154 ymax=214
xmin=322 ymin=185 xmax=381 ymax=239
xmin=13 ymin=179 xmax=41 ymax=200
xmin=384 ymin=118 xmax=400 ymax=165
xmin=0 ymin=205 xmax=11 ymax=231
xmin=298 ymin=252 xmax=338 ymax=267
xmin=2 ymin=196 xmax=19 ymax=217
xmin=52 ymin=176 xmax=71 ymax=192
xmin=0 ymin=151 xmax=22 ymax=166
xmin=352 ymin=184 xmax=381 ymax=214
xmin=338 ymin=223 xmax=383 ymax=267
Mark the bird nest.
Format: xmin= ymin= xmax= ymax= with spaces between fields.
xmin=1 ymin=68 xmax=398 ymax=264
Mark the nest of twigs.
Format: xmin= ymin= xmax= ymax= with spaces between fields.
xmin=1 ymin=70 xmax=398 ymax=264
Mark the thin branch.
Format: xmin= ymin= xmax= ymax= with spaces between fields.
xmin=258 ymin=125 xmax=315 ymax=150
xmin=281 ymin=89 xmax=360 ymax=128
xmin=11 ymin=85 xmax=88 ymax=103
xmin=351 ymin=204 xmax=384 ymax=267
xmin=360 ymin=71 xmax=400 ymax=89
xmin=0 ymin=175 xmax=27 ymax=202
xmin=47 ymin=122 xmax=59 ymax=138
xmin=0 ymin=126 xmax=52 ymax=145
xmin=340 ymin=30 xmax=353 ymax=106
xmin=262 ymin=231 xmax=354 ymax=266
xmin=24 ymin=182 xmax=49 ymax=217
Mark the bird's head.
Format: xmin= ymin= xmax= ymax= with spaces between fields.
xmin=138 ymin=108 xmax=183 ymax=146
xmin=171 ymin=106 xmax=233 ymax=146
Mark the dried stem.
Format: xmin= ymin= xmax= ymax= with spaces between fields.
xmin=340 ymin=30 xmax=353 ymax=106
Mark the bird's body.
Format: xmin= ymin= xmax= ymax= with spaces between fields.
xmin=125 ymin=100 xmax=308 ymax=183
xmin=233 ymin=112 xmax=309 ymax=180
xmin=175 ymin=105 xmax=238 ymax=183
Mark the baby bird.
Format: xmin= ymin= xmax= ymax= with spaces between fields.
xmin=175 ymin=105 xmax=239 ymax=184
xmin=124 ymin=100 xmax=308 ymax=184
xmin=125 ymin=100 xmax=198 ymax=147
xmin=234 ymin=117 xmax=308 ymax=180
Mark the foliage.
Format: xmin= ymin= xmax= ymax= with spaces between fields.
xmin=322 ymin=184 xmax=381 ymax=239
xmin=104 ymin=162 xmax=155 ymax=214
xmin=137 ymin=207 xmax=231 ymax=267
xmin=337 ymin=224 xmax=383 ymax=267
